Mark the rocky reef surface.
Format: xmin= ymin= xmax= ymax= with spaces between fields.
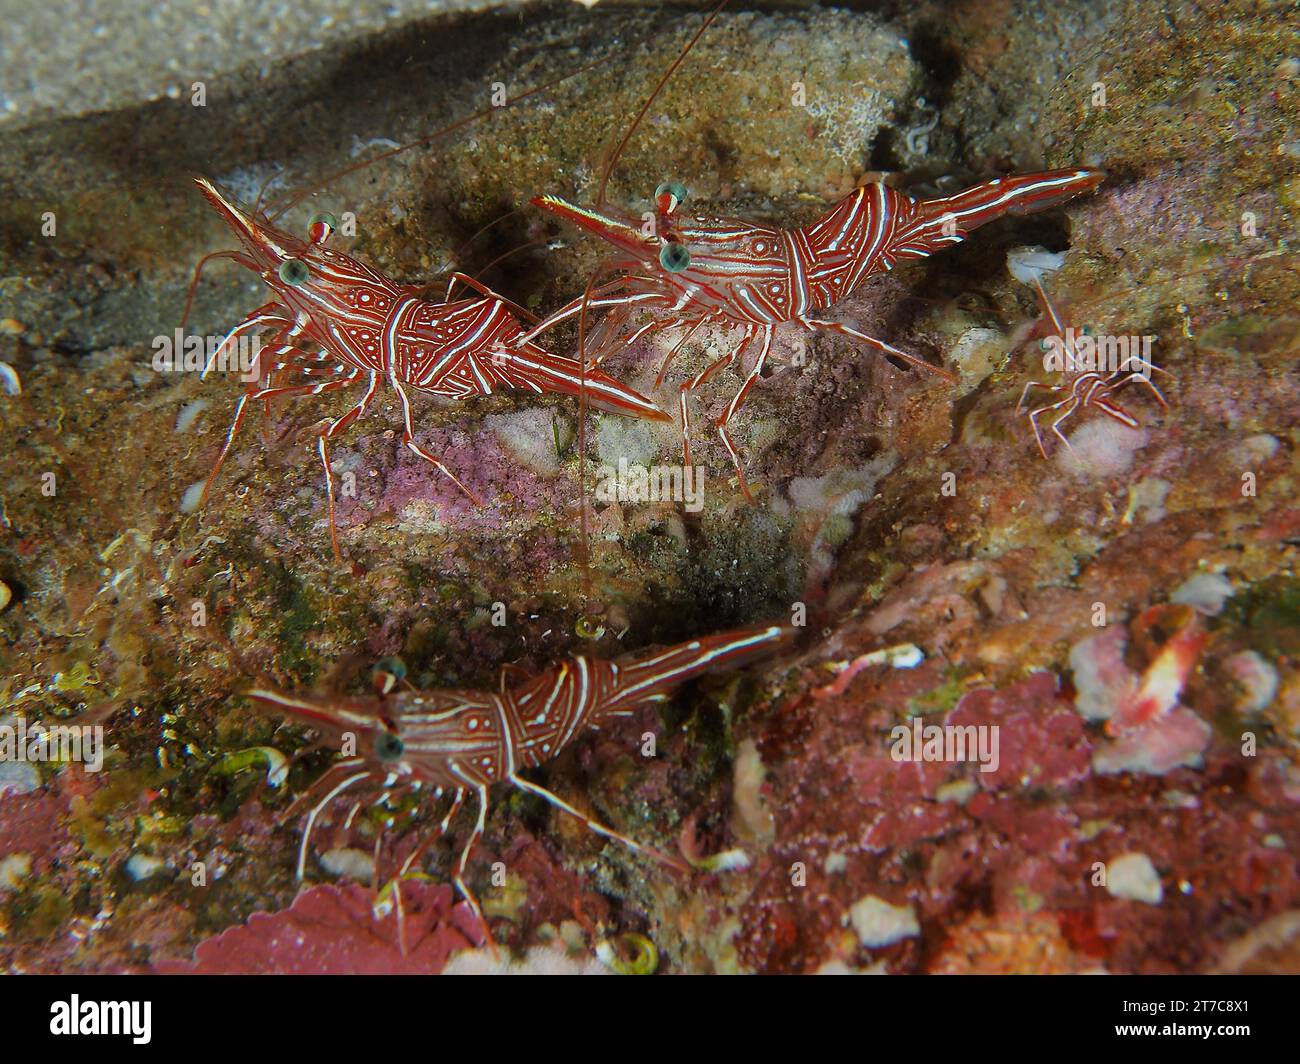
xmin=1 ymin=0 xmax=1297 ymax=973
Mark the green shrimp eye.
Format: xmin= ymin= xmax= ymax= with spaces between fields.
xmin=374 ymin=656 xmax=407 ymax=682
xmin=375 ymin=732 xmax=405 ymax=762
xmin=278 ymin=258 xmax=310 ymax=286
xmin=660 ymin=241 xmax=691 ymax=273
xmin=372 ymin=655 xmax=407 ymax=696
xmin=309 ymin=211 xmax=338 ymax=231
xmin=655 ymin=181 xmax=688 ymax=211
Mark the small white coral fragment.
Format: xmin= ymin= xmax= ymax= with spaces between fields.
xmin=847 ymin=894 xmax=920 ymax=948
xmin=1007 ymin=245 xmax=1066 ymax=285
xmin=1106 ymin=852 xmax=1163 ymax=905
xmin=1222 ymin=650 xmax=1279 ymax=714
xmin=1170 ymin=571 xmax=1233 ymax=615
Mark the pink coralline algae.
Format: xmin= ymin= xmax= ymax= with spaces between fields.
xmin=1068 ymin=606 xmax=1213 ymax=776
xmin=0 ymin=771 xmax=102 ymax=879
xmin=156 ymin=881 xmax=483 ymax=974
xmin=848 ymin=750 xmax=955 ymax=853
xmin=330 ymin=422 xmax=571 ymax=540
xmin=947 ymin=672 xmax=1092 ymax=793
xmin=736 ymin=628 xmax=1300 ymax=974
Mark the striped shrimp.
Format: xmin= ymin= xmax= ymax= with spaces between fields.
xmin=248 ymin=622 xmax=794 ymax=940
xmin=533 ymin=170 xmax=1103 ymax=497
xmin=1003 ymin=239 xmax=1293 ymax=458
xmin=192 ymin=178 xmax=668 ymax=559
xmin=180 ymin=31 xmax=684 ymax=559
xmin=522 ymin=0 xmax=1103 ymax=499
xmin=1016 ymin=276 xmax=1171 ymax=458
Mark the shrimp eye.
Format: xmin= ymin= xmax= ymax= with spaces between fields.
xmin=659 ymin=241 xmax=691 ymax=273
xmin=655 ymin=181 xmax=688 ymax=213
xmin=278 ymin=258 xmax=310 ymax=286
xmin=374 ymin=656 xmax=407 ymax=682
xmin=372 ymin=655 xmax=407 ymax=695
xmin=308 ymin=212 xmax=337 ymax=243
xmin=374 ymin=732 xmax=405 ymax=762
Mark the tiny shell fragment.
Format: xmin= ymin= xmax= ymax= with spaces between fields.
xmin=1106 ymin=852 xmax=1163 ymax=905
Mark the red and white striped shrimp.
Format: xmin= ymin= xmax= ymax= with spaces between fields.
xmin=247 ymin=622 xmax=793 ymax=939
xmin=1000 ymin=235 xmax=1296 ymax=463
xmin=193 ymin=178 xmax=669 ymax=559
xmin=519 ymin=0 xmax=1103 ymax=498
xmin=1016 ymin=276 xmax=1171 ymax=458
xmin=532 ymin=172 xmax=1105 ymax=499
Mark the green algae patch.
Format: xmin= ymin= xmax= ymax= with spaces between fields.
xmin=9 ymin=886 xmax=74 ymax=940
xmin=1198 ymin=314 xmax=1300 ymax=360
xmin=1224 ymin=576 xmax=1300 ymax=660
xmin=262 ymin=564 xmax=323 ymax=682
xmin=906 ymin=671 xmax=973 ymax=717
